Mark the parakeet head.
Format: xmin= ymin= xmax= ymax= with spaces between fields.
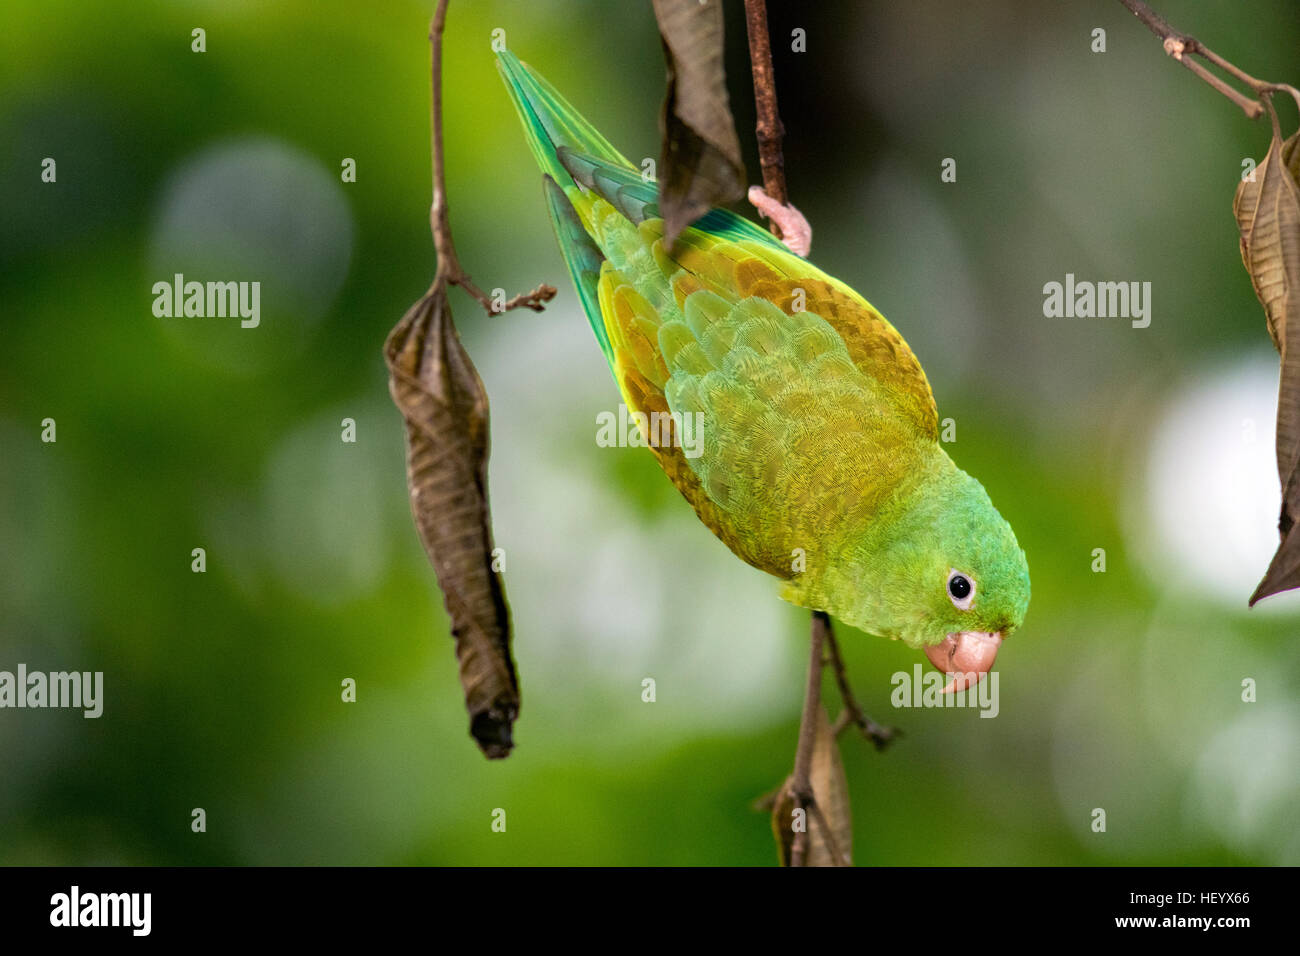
xmin=835 ymin=458 xmax=1030 ymax=692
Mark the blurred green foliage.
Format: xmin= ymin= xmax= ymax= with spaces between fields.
xmin=1 ymin=0 xmax=1298 ymax=865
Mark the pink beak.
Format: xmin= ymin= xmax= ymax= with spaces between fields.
xmin=923 ymin=631 xmax=1003 ymax=693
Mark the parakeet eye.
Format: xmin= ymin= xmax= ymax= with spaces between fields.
xmin=947 ymin=570 xmax=975 ymax=610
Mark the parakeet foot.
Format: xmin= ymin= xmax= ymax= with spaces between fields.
xmin=747 ymin=185 xmax=812 ymax=257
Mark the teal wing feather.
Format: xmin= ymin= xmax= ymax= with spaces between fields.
xmin=558 ymin=148 xmax=787 ymax=252
xmin=542 ymin=175 xmax=610 ymax=365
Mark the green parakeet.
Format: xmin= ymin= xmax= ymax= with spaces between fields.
xmin=498 ymin=51 xmax=1030 ymax=690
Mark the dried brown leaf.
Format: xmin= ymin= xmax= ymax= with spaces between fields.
xmin=1236 ymin=118 xmax=1300 ymax=606
xmin=770 ymin=705 xmax=853 ymax=866
xmin=770 ymin=775 xmax=796 ymax=866
xmin=651 ymin=0 xmax=746 ymax=248
xmin=384 ymin=284 xmax=519 ymax=757
xmin=807 ymin=704 xmax=853 ymax=866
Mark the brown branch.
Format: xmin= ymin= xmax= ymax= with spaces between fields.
xmin=786 ymin=610 xmax=828 ymax=867
xmin=1116 ymin=0 xmax=1300 ymax=121
xmin=428 ymin=0 xmax=557 ymax=314
xmin=743 ymin=0 xmax=787 ymax=233
xmin=763 ymin=612 xmax=901 ymax=865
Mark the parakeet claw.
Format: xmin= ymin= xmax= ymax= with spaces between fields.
xmin=924 ymin=631 xmax=1002 ymax=694
xmin=747 ymin=185 xmax=813 ymax=257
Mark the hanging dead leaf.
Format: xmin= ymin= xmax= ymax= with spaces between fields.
xmin=1234 ymin=109 xmax=1300 ymax=606
xmin=770 ymin=705 xmax=853 ymax=866
xmin=651 ymin=0 xmax=746 ymax=248
xmin=770 ymin=777 xmax=796 ymax=865
xmin=384 ymin=284 xmax=519 ymax=757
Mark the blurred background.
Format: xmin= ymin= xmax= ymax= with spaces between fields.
xmin=2 ymin=0 xmax=1298 ymax=865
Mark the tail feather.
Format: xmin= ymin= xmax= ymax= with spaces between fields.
xmin=498 ymin=48 xmax=635 ymax=373
xmin=498 ymin=49 xmax=785 ymax=378
xmin=496 ymin=50 xmax=633 ymax=188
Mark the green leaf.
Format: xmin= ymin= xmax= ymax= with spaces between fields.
xmin=384 ymin=285 xmax=520 ymax=757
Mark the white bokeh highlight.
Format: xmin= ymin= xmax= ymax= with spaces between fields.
xmin=1129 ymin=353 xmax=1300 ymax=611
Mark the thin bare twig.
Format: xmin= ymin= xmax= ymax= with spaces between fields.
xmin=429 ymin=0 xmax=557 ymax=314
xmin=824 ymin=624 xmax=899 ymax=750
xmin=786 ymin=610 xmax=828 ymax=867
xmin=743 ymin=0 xmax=787 ymax=229
xmin=1117 ymin=0 xmax=1300 ymax=120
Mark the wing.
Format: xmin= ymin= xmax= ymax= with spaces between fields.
xmin=586 ymin=191 xmax=936 ymax=578
xmin=657 ymin=224 xmax=939 ymax=442
xmin=559 ymin=150 xmax=939 ymax=440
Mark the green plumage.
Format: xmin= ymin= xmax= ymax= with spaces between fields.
xmin=497 ymin=50 xmax=1030 ymax=654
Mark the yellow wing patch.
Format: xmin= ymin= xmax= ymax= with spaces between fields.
xmin=659 ymin=227 xmax=939 ymax=441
